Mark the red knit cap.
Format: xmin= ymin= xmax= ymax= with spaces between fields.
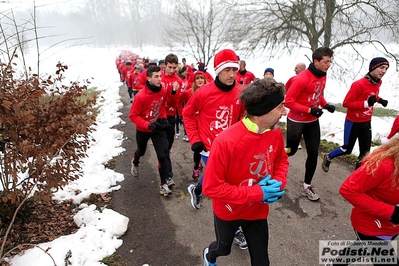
xmin=214 ymin=49 xmax=239 ymax=76
xmin=387 ymin=115 xmax=399 ymax=139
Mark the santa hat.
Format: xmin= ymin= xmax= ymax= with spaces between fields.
xmin=214 ymin=49 xmax=239 ymax=76
xmin=190 ymin=71 xmax=206 ymax=84
xmin=387 ymin=115 xmax=399 ymax=139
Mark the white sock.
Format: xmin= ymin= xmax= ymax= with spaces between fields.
xmin=303 ymin=183 xmax=311 ymax=189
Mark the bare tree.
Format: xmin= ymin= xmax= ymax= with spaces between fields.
xmin=162 ymin=0 xmax=232 ymax=66
xmin=124 ymin=0 xmax=164 ymax=49
xmin=223 ymin=0 xmax=399 ymax=70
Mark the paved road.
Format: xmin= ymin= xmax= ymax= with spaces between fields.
xmin=111 ymin=85 xmax=364 ymax=266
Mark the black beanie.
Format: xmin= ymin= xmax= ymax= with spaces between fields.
xmin=245 ymin=90 xmax=284 ymax=116
xmin=264 ymin=67 xmax=274 ymax=76
xmin=369 ymin=57 xmax=389 ymax=72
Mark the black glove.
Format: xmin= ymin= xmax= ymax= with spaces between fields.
xmin=156 ymin=118 xmax=172 ymax=131
xmin=309 ymin=108 xmax=323 ymax=118
xmin=191 ymin=142 xmax=207 ymax=153
xmin=379 ymin=98 xmax=388 ymax=107
xmin=367 ymin=95 xmax=377 ymax=106
xmin=390 ymin=206 xmax=399 ymax=224
xmin=158 ymin=122 xmax=172 ymax=131
xmin=148 ymin=122 xmax=160 ymax=131
xmin=324 ymin=104 xmax=335 ymax=113
xmin=156 ymin=118 xmax=168 ymax=124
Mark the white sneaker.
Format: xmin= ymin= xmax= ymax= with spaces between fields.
xmin=131 ymin=159 xmax=139 ymax=177
xmin=175 ymin=132 xmax=180 ymax=138
xmin=188 ymin=184 xmax=201 ymax=209
xmin=183 ymin=135 xmax=189 ymax=142
xmin=233 ymin=230 xmax=248 ymax=250
xmin=300 ymin=185 xmax=320 ymax=201
xmin=160 ymin=184 xmax=172 ymax=196
xmin=298 ymin=143 xmax=302 ymax=149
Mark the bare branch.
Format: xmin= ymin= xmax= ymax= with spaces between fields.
xmin=223 ymin=0 xmax=399 ymax=70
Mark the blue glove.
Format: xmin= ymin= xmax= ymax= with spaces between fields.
xmin=258 ymin=174 xmax=272 ymax=186
xmin=258 ymin=175 xmax=285 ymax=204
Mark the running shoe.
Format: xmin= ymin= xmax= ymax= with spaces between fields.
xmin=192 ymin=169 xmax=200 ymax=181
xmin=160 ymin=184 xmax=172 ymax=196
xmin=233 ymin=230 xmax=248 ymax=250
xmin=203 ymin=247 xmax=217 ymax=266
xmin=300 ymin=185 xmax=320 ymax=201
xmin=166 ymin=177 xmax=175 ymax=187
xmin=131 ymin=158 xmax=139 ymax=177
xmin=188 ymin=184 xmax=201 ymax=209
xmin=321 ymin=153 xmax=331 ymax=172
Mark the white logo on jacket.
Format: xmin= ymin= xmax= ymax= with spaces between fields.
xmin=210 ymin=105 xmax=233 ymax=131
xmin=249 ymin=150 xmax=273 ymax=180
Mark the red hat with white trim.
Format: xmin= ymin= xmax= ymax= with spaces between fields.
xmin=214 ymin=49 xmax=239 ymax=76
xmin=387 ymin=115 xmax=399 ymax=139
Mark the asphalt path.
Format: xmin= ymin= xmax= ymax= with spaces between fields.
xmin=111 ymin=85 xmax=366 ymax=266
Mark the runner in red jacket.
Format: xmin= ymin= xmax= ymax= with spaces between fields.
xmin=176 ymin=64 xmax=190 ymax=138
xmin=285 ymin=47 xmax=335 ymax=201
xmin=179 ymin=71 xmax=208 ymax=179
xmin=183 ymin=49 xmax=247 ymax=250
xmin=236 ymin=60 xmax=256 ymax=85
xmin=202 ymin=78 xmax=288 ymax=266
xmin=322 ymin=57 xmax=390 ymax=172
xmin=285 ymin=62 xmax=306 ymax=92
xmin=183 ymin=49 xmax=245 ymax=203
xmin=334 ymin=128 xmax=399 ymax=266
xmin=129 ymin=65 xmax=176 ymax=197
xmin=129 ymin=65 xmax=141 ymax=103
xmin=121 ymin=61 xmax=133 ymax=84
xmin=161 ymin=53 xmax=182 ymax=186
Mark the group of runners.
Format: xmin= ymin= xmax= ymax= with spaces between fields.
xmin=116 ymin=48 xmax=399 ymax=266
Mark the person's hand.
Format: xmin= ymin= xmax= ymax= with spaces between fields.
xmin=324 ymin=104 xmax=335 ymax=113
xmin=379 ymin=98 xmax=388 ymax=107
xmin=258 ymin=175 xmax=285 ymax=204
xmin=172 ymin=81 xmax=179 ymax=92
xmin=258 ymin=174 xmax=272 ymax=186
xmin=191 ymin=142 xmax=207 ymax=153
xmin=389 ymin=206 xmax=399 ymax=224
xmin=367 ymin=95 xmax=377 ymax=106
xmin=309 ymin=108 xmax=323 ymax=118
xmin=148 ymin=122 xmax=160 ymax=131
